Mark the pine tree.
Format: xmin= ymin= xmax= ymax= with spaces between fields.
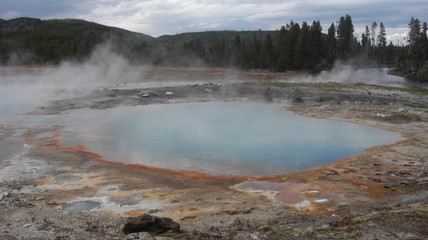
xmin=287 ymin=21 xmax=301 ymax=68
xmin=377 ymin=22 xmax=387 ymax=62
xmin=407 ymin=17 xmax=421 ymax=47
xmin=370 ymin=21 xmax=378 ymax=58
xmin=421 ymin=22 xmax=428 ymax=61
xmin=407 ymin=17 xmax=422 ymax=68
xmin=361 ymin=26 xmax=370 ymax=59
xmin=277 ymin=21 xmax=300 ymax=71
xmin=231 ymin=35 xmax=242 ymax=66
xmin=385 ymin=41 xmax=395 ymax=63
xmin=245 ymin=35 xmax=262 ymax=69
xmin=326 ymin=23 xmax=336 ymax=65
xmin=370 ymin=22 xmax=377 ymax=47
xmin=294 ymin=22 xmax=310 ymax=69
xmin=277 ymin=26 xmax=287 ymax=71
xmin=260 ymin=33 xmax=274 ymax=68
xmin=310 ymin=20 xmax=323 ymax=70
xmin=337 ymin=15 xmax=354 ymax=59
xmin=404 ymin=17 xmax=428 ymax=81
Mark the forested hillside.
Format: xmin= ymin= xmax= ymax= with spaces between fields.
xmin=0 ymin=18 xmax=155 ymax=64
xmin=0 ymin=16 xmax=427 ymax=81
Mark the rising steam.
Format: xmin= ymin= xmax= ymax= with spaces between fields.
xmin=0 ymin=42 xmax=145 ymax=115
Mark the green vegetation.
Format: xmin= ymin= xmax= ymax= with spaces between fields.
xmin=0 ymin=16 xmax=427 ymax=82
xmin=387 ymin=70 xmax=413 ymax=78
xmin=0 ymin=18 xmax=154 ymax=64
xmin=394 ymin=17 xmax=428 ymax=82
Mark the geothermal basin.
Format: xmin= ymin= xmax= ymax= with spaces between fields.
xmin=63 ymin=103 xmax=403 ymax=176
xmin=1 ymin=66 xmax=427 ymax=239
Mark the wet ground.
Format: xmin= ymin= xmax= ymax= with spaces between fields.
xmin=0 ymin=68 xmax=427 ymax=239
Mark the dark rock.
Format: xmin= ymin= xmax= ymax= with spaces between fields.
xmin=322 ymin=169 xmax=339 ymax=175
xmin=257 ymin=226 xmax=273 ymax=232
xmin=292 ymin=96 xmax=304 ymax=104
xmin=318 ymin=176 xmax=340 ymax=182
xmin=122 ymin=214 xmax=180 ymax=234
xmin=222 ymin=205 xmax=253 ymax=215
xmin=263 ymin=87 xmax=273 ymax=102
xmin=126 ymin=232 xmax=154 ymax=240
xmin=147 ymin=209 xmax=158 ymax=214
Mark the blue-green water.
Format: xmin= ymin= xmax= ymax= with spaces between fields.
xmin=81 ymin=103 xmax=403 ymax=175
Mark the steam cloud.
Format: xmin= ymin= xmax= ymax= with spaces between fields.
xmin=288 ymin=62 xmax=373 ymax=83
xmin=0 ymin=43 xmax=145 ymax=115
xmin=285 ymin=61 xmax=426 ymax=89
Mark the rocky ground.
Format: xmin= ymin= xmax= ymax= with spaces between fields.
xmin=1 ymin=76 xmax=428 ymax=239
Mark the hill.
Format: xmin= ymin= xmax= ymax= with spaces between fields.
xmin=3 ymin=16 xmax=413 ymax=76
xmin=0 ymin=17 xmax=155 ymax=64
xmin=158 ymin=30 xmax=281 ymax=48
xmin=0 ymin=17 xmax=283 ymax=66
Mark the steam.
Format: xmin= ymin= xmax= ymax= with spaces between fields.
xmin=53 ymin=43 xmax=145 ymax=87
xmin=0 ymin=42 xmax=146 ymax=116
xmin=283 ymin=61 xmax=428 ymax=89
xmin=288 ymin=62 xmax=367 ymax=83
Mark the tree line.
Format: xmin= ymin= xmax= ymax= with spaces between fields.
xmin=171 ymin=15 xmax=427 ymax=81
xmin=395 ymin=17 xmax=428 ymax=80
xmin=0 ymin=15 xmax=427 ymax=81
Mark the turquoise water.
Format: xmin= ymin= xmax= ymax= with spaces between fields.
xmin=81 ymin=103 xmax=403 ymax=175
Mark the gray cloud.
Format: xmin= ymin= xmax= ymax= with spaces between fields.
xmin=1 ymin=0 xmax=427 ymax=43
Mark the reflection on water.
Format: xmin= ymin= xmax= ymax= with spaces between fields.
xmin=69 ymin=103 xmax=403 ymax=176
xmin=352 ymin=68 xmax=428 ymax=89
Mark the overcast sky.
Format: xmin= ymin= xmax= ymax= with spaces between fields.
xmin=1 ymin=0 xmax=427 ymax=44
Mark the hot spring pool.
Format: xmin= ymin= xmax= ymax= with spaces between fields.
xmin=68 ymin=103 xmax=403 ymax=175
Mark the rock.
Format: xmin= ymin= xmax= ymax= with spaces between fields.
xmin=34 ymin=196 xmax=44 ymax=201
xmin=292 ymin=96 xmax=304 ymax=104
xmin=257 ymin=226 xmax=272 ymax=232
xmin=127 ymin=232 xmax=154 ymax=240
xmin=148 ymin=209 xmax=158 ymax=214
xmin=322 ymin=169 xmax=339 ymax=175
xmin=318 ymin=176 xmax=340 ymax=182
xmin=222 ymin=205 xmax=252 ymax=215
xmin=122 ymin=214 xmax=180 ymax=234
xmin=0 ymin=192 xmax=8 ymax=201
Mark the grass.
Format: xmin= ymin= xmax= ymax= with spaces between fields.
xmin=387 ymin=70 xmax=414 ymax=79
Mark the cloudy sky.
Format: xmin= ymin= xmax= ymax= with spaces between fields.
xmin=1 ymin=0 xmax=427 ymax=43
